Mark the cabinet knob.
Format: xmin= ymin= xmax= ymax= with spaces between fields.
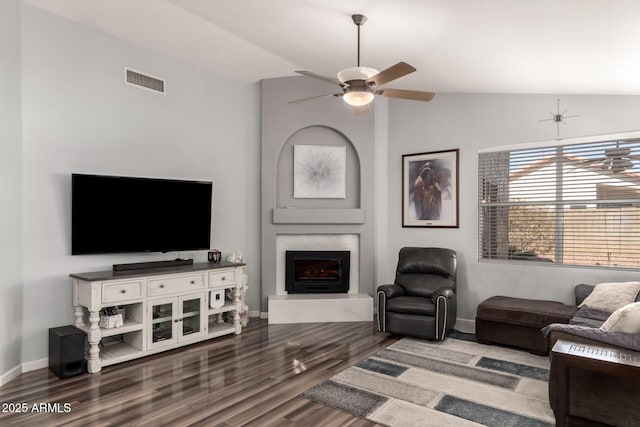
xmin=174 ymin=319 xmax=179 ymax=323
xmin=221 ymin=277 xmax=226 ymax=281
xmin=159 ymin=284 xmax=165 ymax=288
xmin=190 ymin=280 xmax=195 ymax=284
xmin=120 ymin=289 xmax=127 ymax=294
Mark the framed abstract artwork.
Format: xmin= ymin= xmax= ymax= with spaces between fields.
xmin=293 ymin=145 xmax=346 ymax=199
xmin=402 ymin=149 xmax=459 ymax=227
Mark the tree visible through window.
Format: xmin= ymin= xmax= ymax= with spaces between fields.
xmin=478 ymin=135 xmax=640 ymax=268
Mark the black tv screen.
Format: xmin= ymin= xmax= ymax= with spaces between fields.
xmin=72 ymin=174 xmax=212 ymax=255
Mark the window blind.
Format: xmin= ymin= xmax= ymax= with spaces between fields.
xmin=478 ymin=135 xmax=640 ymax=268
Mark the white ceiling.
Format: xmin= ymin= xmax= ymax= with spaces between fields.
xmin=23 ymin=0 xmax=640 ymax=94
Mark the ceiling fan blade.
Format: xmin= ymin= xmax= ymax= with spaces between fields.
xmin=576 ymin=157 xmax=607 ymax=163
xmin=376 ymin=88 xmax=435 ymax=102
xmin=366 ymin=62 xmax=416 ymax=87
xmin=605 ymin=147 xmax=631 ymax=157
xmin=295 ymin=70 xmax=342 ymax=86
xmin=288 ymin=92 xmax=340 ymax=104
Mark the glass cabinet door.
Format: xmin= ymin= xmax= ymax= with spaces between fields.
xmin=181 ymin=297 xmax=201 ymax=337
xmin=148 ymin=295 xmax=205 ymax=349
xmin=149 ymin=299 xmax=176 ymax=348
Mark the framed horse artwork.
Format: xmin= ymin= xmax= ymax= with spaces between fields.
xmin=402 ymin=149 xmax=459 ymax=228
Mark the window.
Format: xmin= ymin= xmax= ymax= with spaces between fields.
xmin=478 ymin=133 xmax=640 ymax=268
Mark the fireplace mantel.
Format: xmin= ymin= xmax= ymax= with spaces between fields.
xmin=272 ymin=208 xmax=365 ymax=224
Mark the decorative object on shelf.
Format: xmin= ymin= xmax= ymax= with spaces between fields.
xmin=99 ymin=306 xmax=124 ymax=329
xmin=402 ymin=149 xmax=459 ymax=228
xmin=226 ymin=251 xmax=249 ymax=326
xmin=538 ymin=98 xmax=580 ymax=137
xmin=208 ymin=249 xmax=222 ymax=263
xmin=293 ymin=145 xmax=346 ymax=199
xmin=209 ymin=290 xmax=225 ymax=309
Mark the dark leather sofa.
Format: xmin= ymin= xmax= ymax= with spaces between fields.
xmin=545 ymin=284 xmax=640 ymax=427
xmin=377 ymin=247 xmax=457 ymax=340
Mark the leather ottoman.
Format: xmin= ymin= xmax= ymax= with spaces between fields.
xmin=475 ymin=296 xmax=577 ymax=355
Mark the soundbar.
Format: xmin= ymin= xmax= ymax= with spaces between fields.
xmin=113 ymin=258 xmax=194 ymax=272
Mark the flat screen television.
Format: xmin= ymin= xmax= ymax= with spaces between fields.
xmin=72 ymin=174 xmax=212 ymax=255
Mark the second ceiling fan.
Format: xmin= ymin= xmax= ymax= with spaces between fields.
xmin=291 ymin=14 xmax=435 ymax=109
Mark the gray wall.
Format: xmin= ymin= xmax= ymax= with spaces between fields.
xmin=18 ymin=5 xmax=261 ymax=365
xmin=0 ymin=0 xmax=23 ymax=379
xmin=386 ymin=93 xmax=640 ymax=320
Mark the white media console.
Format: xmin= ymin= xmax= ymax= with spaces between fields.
xmin=71 ymin=261 xmax=245 ymax=373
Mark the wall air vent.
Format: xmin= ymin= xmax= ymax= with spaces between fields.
xmin=124 ymin=67 xmax=166 ymax=94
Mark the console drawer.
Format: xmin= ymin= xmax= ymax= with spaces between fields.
xmin=148 ymin=273 xmax=206 ymax=296
xmin=102 ymin=280 xmax=144 ymax=304
xmin=209 ymin=269 xmax=236 ymax=289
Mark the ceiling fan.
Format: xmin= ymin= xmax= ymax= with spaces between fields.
xmin=580 ymin=141 xmax=640 ymax=173
xmin=290 ymin=14 xmax=435 ymax=109
xmin=600 ymin=144 xmax=639 ymax=173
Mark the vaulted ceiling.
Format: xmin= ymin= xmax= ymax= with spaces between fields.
xmin=23 ymin=0 xmax=640 ymax=94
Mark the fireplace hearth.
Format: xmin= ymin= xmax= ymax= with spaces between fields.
xmin=285 ymin=250 xmax=350 ymax=294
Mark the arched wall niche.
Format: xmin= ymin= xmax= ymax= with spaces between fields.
xmin=275 ymin=125 xmax=361 ymax=209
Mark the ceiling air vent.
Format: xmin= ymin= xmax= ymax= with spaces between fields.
xmin=124 ymin=67 xmax=166 ymax=94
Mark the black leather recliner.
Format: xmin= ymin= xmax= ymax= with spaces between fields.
xmin=377 ymin=247 xmax=457 ymax=340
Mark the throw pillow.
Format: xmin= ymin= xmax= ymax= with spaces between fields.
xmin=579 ymin=281 xmax=640 ymax=313
xmin=600 ymin=302 xmax=640 ymax=334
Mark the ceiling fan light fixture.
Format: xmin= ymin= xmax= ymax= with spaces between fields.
xmin=342 ymin=80 xmax=375 ymax=106
xmin=343 ymin=90 xmax=374 ymax=106
xmin=602 ymin=157 xmax=633 ymax=173
xmin=614 ymin=158 xmax=633 ymax=173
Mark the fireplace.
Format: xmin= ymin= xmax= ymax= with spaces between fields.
xmin=285 ymin=250 xmax=350 ymax=294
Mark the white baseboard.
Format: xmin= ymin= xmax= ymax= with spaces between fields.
xmin=259 ymin=311 xmax=268 ymax=319
xmin=22 ymin=358 xmax=48 ymax=373
xmin=248 ymin=310 xmax=261 ymax=318
xmin=0 ymin=357 xmax=49 ymax=387
xmin=455 ymin=318 xmax=476 ymax=333
xmin=0 ymin=364 xmax=21 ymax=387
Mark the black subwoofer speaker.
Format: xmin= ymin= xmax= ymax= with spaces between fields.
xmin=48 ymin=325 xmax=86 ymax=379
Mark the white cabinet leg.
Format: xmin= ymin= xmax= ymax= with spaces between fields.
xmin=74 ymin=305 xmax=85 ymax=329
xmin=86 ymin=310 xmax=102 ymax=373
xmin=233 ymin=287 xmax=241 ymax=334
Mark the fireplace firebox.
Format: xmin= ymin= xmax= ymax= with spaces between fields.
xmin=285 ymin=250 xmax=350 ymax=294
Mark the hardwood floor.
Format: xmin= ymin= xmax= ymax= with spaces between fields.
xmin=0 ymin=319 xmax=399 ymax=426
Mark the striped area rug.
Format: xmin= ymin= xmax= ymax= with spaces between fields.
xmin=301 ymin=332 xmax=554 ymax=426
